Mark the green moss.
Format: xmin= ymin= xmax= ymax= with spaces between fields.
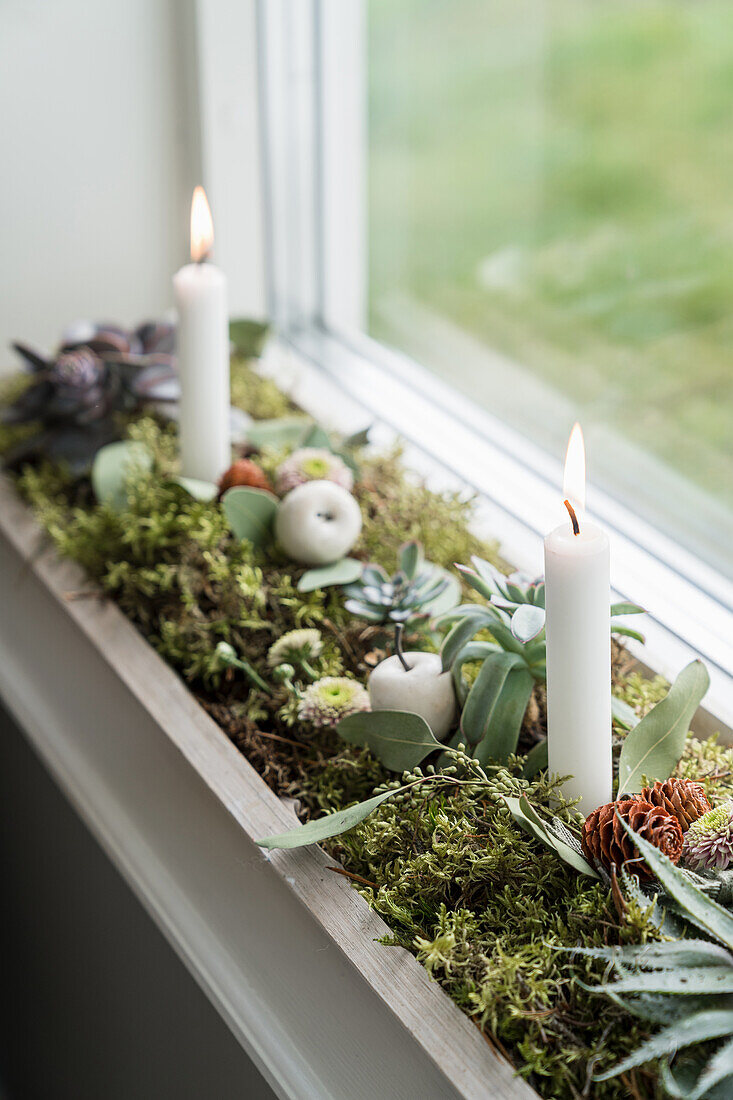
xmin=4 ymin=352 xmax=733 ymax=1100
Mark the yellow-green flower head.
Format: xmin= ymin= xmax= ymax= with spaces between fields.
xmin=297 ymin=676 xmax=370 ymax=728
xmin=275 ymin=448 xmax=354 ymax=495
xmin=682 ymin=801 xmax=733 ymax=871
xmin=267 ymin=628 xmax=323 ymax=668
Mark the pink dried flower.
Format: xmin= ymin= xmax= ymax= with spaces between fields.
xmin=682 ymin=801 xmax=733 ymax=872
xmin=275 ymin=448 xmax=354 ymax=495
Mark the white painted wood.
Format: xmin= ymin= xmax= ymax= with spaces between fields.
xmin=318 ymin=0 xmax=368 ymax=331
xmin=194 ymin=0 xmax=267 ymax=319
xmin=0 ymin=478 xmax=535 ymax=1100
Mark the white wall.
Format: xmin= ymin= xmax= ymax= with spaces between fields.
xmin=0 ymin=0 xmax=264 ymax=369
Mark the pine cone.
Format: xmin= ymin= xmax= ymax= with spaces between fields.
xmin=639 ymin=778 xmax=711 ymax=833
xmin=217 ymin=459 xmax=273 ymax=499
xmin=582 ymin=799 xmax=683 ymax=880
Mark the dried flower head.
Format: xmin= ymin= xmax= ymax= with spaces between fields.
xmin=218 ymin=458 xmax=273 ymax=498
xmin=275 ymin=448 xmax=354 ymax=495
xmin=297 ymin=676 xmax=370 ymax=728
xmin=682 ymin=801 xmax=733 ymax=871
xmin=267 ymin=628 xmax=323 ymax=668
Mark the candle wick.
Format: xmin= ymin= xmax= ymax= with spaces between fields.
xmin=394 ymin=622 xmax=412 ymax=672
xmin=195 ymin=250 xmax=210 ymax=266
xmin=563 ymin=499 xmax=580 ymax=536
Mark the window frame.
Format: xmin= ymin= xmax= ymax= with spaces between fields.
xmin=256 ymin=0 xmax=733 ymax=731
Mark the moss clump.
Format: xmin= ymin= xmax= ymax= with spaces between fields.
xmin=4 ymin=352 xmax=733 ymax=1100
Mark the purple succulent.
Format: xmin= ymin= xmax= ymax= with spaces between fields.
xmin=2 ymin=320 xmax=179 ymax=473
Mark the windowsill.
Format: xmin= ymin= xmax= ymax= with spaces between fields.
xmin=260 ymin=327 xmax=733 ymax=740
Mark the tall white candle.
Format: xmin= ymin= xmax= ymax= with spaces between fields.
xmin=173 ymin=186 xmax=230 ymax=483
xmin=544 ymin=424 xmax=611 ymax=811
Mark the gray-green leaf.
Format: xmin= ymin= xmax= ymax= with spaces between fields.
xmin=510 ymin=604 xmax=545 ymax=642
xmin=256 ymin=785 xmax=408 ymax=850
xmin=503 ymin=795 xmax=599 ymax=879
xmin=461 ymin=652 xmax=532 ymax=761
xmin=612 ymin=694 xmax=640 ymax=730
xmin=222 ymin=486 xmax=279 ymax=547
xmin=594 ymin=1010 xmax=733 ymax=1081
xmin=617 ymin=660 xmax=709 ymax=796
xmin=617 ymin=817 xmax=733 ymax=948
xmin=245 ymin=416 xmax=312 ymax=451
xmin=298 ymin=558 xmax=363 ymax=593
xmin=337 ymin=710 xmax=440 ymax=772
xmin=91 ymin=440 xmax=153 ymax=510
xmin=229 ymin=318 xmax=270 ymax=358
xmin=172 ymin=476 xmax=219 ymax=501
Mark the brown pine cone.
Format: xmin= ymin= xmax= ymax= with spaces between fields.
xmin=639 ymin=777 xmax=711 ymax=833
xmin=582 ymin=799 xmax=683 ymax=881
xmin=217 ymin=459 xmax=273 ymax=499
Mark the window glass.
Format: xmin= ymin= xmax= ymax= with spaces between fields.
xmin=368 ymin=0 xmax=733 ymax=576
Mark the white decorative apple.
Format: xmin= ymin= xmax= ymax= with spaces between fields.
xmin=275 ymin=479 xmax=362 ymax=566
xmin=368 ymin=651 xmax=456 ymax=741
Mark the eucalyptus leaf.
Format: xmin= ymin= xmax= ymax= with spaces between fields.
xmin=301 ymin=423 xmax=332 ymax=450
xmin=91 ymin=440 xmax=153 ymax=510
xmin=256 ymin=785 xmax=409 ymax=850
xmin=343 ymin=425 xmax=372 ymax=448
xmin=245 ymin=416 xmax=312 ymax=451
xmin=172 ymin=476 xmax=219 ymax=502
xmin=617 ymin=660 xmax=710 ymax=796
xmin=297 ymin=558 xmax=363 ymax=593
xmin=503 ymin=795 xmax=599 ymax=879
xmin=222 ymin=486 xmax=279 ymax=547
xmin=229 ymin=318 xmax=270 ymax=358
xmin=337 ymin=710 xmax=440 ymax=772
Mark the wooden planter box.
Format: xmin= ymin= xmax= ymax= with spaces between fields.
xmin=0 ymin=477 xmax=537 ymax=1100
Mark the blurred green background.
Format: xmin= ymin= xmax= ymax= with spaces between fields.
xmin=368 ymin=0 xmax=733 ymax=558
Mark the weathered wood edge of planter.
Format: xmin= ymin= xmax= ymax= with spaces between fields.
xmin=0 ymin=477 xmax=537 ymax=1100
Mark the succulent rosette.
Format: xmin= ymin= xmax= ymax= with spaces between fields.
xmin=2 ymin=320 xmax=178 ymax=472
xmin=297 ymin=676 xmax=370 ymax=729
xmin=682 ymin=800 xmax=733 ymax=871
xmin=275 ymin=447 xmax=354 ymax=496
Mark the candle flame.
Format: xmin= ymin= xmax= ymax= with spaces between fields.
xmin=190 ymin=186 xmax=214 ymax=263
xmin=563 ymin=422 xmax=586 ymax=518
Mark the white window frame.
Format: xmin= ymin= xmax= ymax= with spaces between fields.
xmin=256 ymin=0 xmax=733 ymax=732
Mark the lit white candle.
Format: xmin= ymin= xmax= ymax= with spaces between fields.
xmin=544 ymin=424 xmax=611 ymax=811
xmin=173 ymin=186 xmax=230 ymax=483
